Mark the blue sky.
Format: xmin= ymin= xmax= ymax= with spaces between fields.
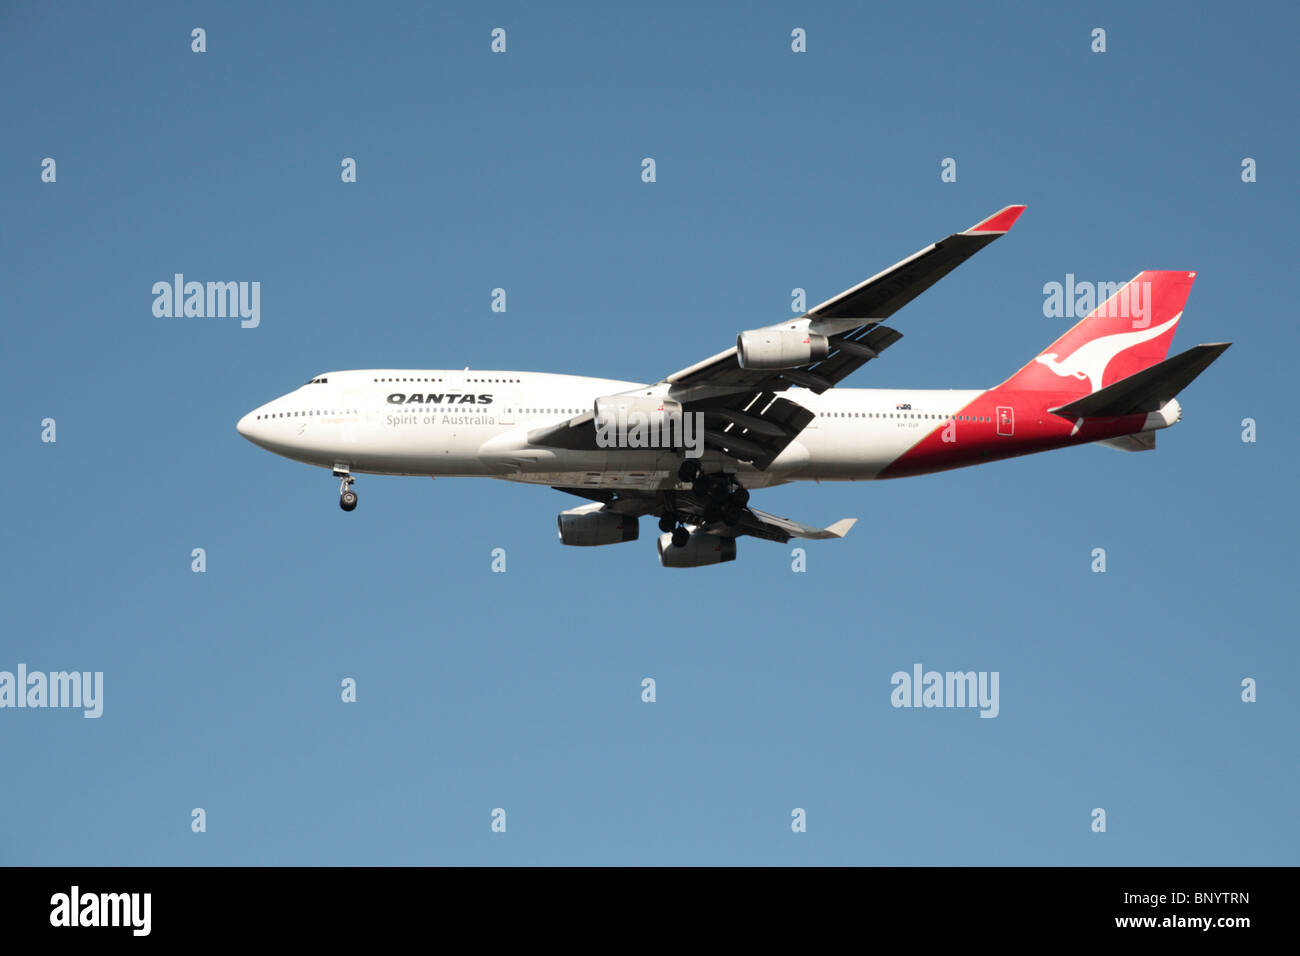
xmin=2 ymin=1 xmax=1295 ymax=865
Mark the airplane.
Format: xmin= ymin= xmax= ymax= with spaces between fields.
xmin=236 ymin=205 xmax=1230 ymax=567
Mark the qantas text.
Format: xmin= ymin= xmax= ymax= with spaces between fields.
xmin=386 ymin=393 xmax=493 ymax=405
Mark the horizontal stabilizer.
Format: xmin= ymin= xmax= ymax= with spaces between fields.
xmin=1049 ymin=343 xmax=1231 ymax=419
xmin=1097 ymin=431 xmax=1157 ymax=452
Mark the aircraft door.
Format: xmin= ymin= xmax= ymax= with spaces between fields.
xmin=996 ymin=405 xmax=1014 ymax=436
xmin=341 ymin=388 xmax=370 ymax=447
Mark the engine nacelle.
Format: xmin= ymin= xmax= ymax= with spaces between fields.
xmin=557 ymin=509 xmax=639 ymax=546
xmin=657 ymin=531 xmax=737 ymax=568
xmin=593 ymin=394 xmax=683 ymax=432
xmin=736 ymin=329 xmax=829 ymax=369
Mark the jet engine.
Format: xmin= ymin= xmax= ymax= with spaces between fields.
xmin=657 ymin=531 xmax=737 ymax=568
xmin=557 ymin=509 xmax=639 ymax=546
xmin=736 ymin=329 xmax=829 ymax=369
xmin=593 ymin=394 xmax=683 ymax=432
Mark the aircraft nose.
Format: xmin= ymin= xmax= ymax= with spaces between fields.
xmin=236 ymin=411 xmax=257 ymax=440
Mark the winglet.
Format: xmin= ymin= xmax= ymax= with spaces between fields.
xmin=963 ymin=205 xmax=1027 ymax=235
xmin=825 ymin=518 xmax=857 ymax=538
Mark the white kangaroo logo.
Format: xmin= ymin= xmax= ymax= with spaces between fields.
xmin=1035 ymin=314 xmax=1180 ymax=393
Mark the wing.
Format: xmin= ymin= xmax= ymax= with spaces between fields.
xmin=552 ymin=487 xmax=856 ymax=544
xmin=658 ymin=205 xmax=1025 ymax=466
xmin=666 ymin=204 xmax=1027 ymax=393
xmin=712 ymin=507 xmax=856 ymax=543
xmin=531 ymin=205 xmax=1025 ymax=468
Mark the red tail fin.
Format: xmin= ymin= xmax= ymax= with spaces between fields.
xmin=1000 ymin=270 xmax=1196 ymax=396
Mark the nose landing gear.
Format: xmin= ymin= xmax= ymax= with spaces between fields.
xmin=335 ymin=466 xmax=357 ymax=512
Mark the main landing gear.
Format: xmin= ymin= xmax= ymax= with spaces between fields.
xmin=335 ymin=466 xmax=357 ymax=512
xmin=657 ymin=513 xmax=692 ymax=548
xmin=667 ymin=458 xmax=749 ymax=532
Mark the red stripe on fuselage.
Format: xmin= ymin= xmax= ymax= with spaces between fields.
xmin=877 ymin=387 xmax=1148 ymax=479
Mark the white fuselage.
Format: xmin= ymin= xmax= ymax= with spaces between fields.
xmin=236 ymin=369 xmax=986 ymax=491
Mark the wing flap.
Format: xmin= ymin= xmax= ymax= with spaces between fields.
xmin=700 ymin=508 xmax=857 ymax=542
xmin=698 ymin=392 xmax=815 ymax=468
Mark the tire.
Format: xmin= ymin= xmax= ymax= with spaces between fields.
xmin=658 ymin=514 xmax=676 ymax=533
xmin=721 ymin=503 xmax=742 ymax=526
xmin=340 ymin=490 xmax=358 ymax=511
xmin=671 ymin=527 xmax=690 ymax=549
xmin=677 ymin=459 xmax=701 ymax=483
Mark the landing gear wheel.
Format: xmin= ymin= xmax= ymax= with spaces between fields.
xmin=730 ymin=487 xmax=750 ymax=508
xmin=658 ymin=513 xmax=676 ymax=533
xmin=721 ymin=502 xmax=743 ymax=526
xmin=335 ymin=468 xmax=357 ymax=512
xmin=671 ymin=527 xmax=690 ymax=548
xmin=678 ymin=459 xmax=701 ymax=483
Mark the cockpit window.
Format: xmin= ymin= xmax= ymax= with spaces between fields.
xmin=304 ymin=377 xmax=329 ymax=385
